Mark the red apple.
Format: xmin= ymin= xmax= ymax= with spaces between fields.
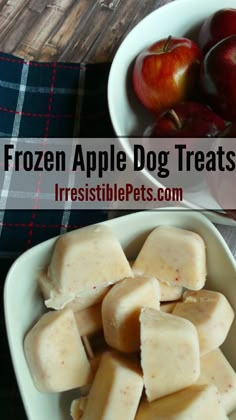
xmin=200 ymin=35 xmax=236 ymax=122
xmin=145 ymin=101 xmax=225 ymax=138
xmin=132 ymin=36 xmax=203 ymax=114
xmin=198 ymin=8 xmax=236 ymax=53
xmin=144 ymin=101 xmax=225 ymax=190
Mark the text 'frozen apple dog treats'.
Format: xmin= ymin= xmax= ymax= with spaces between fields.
xmin=40 ymin=225 xmax=133 ymax=311
xmin=132 ymin=226 xmax=207 ymax=290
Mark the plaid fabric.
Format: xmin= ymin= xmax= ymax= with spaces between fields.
xmin=0 ymin=52 xmax=114 ymax=419
xmin=0 ymin=52 xmax=113 ymax=257
xmin=0 ymin=52 xmax=113 ymax=138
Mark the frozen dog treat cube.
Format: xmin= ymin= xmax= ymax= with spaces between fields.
xmin=196 ymin=349 xmax=236 ymax=414
xmin=102 ymin=276 xmax=160 ymax=352
xmin=71 ymin=397 xmax=87 ymax=420
xmin=140 ymin=307 xmax=200 ymax=401
xmin=74 ymin=304 xmax=102 ymax=336
xmin=173 ymin=290 xmax=235 ymax=355
xmin=160 ymin=301 xmax=177 ymax=313
xmin=24 ymin=308 xmax=91 ymax=392
xmin=132 ymin=226 xmax=206 ymax=290
xmin=129 ymin=258 xmax=182 ymax=301
xmin=39 ymin=270 xmax=109 ymax=311
xmin=158 ymin=280 xmax=183 ymax=301
xmin=46 ymin=225 xmax=133 ymax=309
xmin=135 ymin=384 xmax=228 ymax=419
xmin=45 ymin=286 xmax=109 ymax=312
xmin=82 ymin=352 xmax=143 ymax=420
xmin=130 ymin=258 xmax=182 ymax=301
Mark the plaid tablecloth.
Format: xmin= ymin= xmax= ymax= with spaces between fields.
xmin=0 ymin=52 xmax=113 ymax=257
xmin=0 ymin=51 xmax=114 ymax=418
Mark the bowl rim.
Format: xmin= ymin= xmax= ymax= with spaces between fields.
xmin=108 ymin=0 xmax=233 ymax=136
xmin=3 ymin=207 xmax=236 ymax=419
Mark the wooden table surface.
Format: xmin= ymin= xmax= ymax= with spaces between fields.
xmin=0 ymin=0 xmax=235 ymax=258
xmin=0 ymin=0 xmax=171 ymax=63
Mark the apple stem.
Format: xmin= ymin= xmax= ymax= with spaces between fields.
xmin=168 ymin=109 xmax=182 ymax=129
xmin=163 ymin=35 xmax=172 ymax=52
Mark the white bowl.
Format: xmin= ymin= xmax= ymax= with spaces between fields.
xmin=4 ymin=209 xmax=236 ymax=420
xmin=108 ymin=0 xmax=236 ymax=224
xmin=108 ymin=0 xmax=236 ymax=137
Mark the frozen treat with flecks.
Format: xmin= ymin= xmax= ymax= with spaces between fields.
xmin=196 ymin=348 xmax=236 ymax=414
xmin=173 ymin=289 xmax=234 ymax=355
xmin=41 ymin=225 xmax=133 ymax=311
xmin=82 ymin=352 xmax=143 ymax=420
xmin=132 ymin=226 xmax=206 ymax=290
xmin=135 ymin=384 xmax=228 ymax=419
xmin=102 ymin=276 xmax=160 ymax=352
xmin=24 ymin=308 xmax=91 ymax=392
xmin=140 ymin=307 xmax=200 ymax=401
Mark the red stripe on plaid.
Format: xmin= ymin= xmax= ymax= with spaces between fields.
xmin=0 ymin=55 xmax=80 ymax=70
xmin=47 ymin=62 xmax=57 ymax=114
xmin=0 ymin=106 xmax=107 ymax=120
xmin=0 ymin=108 xmax=107 ymax=119
xmin=0 ymin=55 xmax=109 ymax=72
xmin=33 ymin=171 xmax=43 ymax=211
xmin=0 ymin=106 xmax=74 ymax=118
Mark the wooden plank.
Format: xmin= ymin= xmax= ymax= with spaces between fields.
xmin=0 ymin=0 xmax=30 ymax=44
xmin=14 ymin=0 xmax=75 ymax=60
xmin=58 ymin=3 xmax=117 ymax=62
xmin=37 ymin=0 xmax=95 ymax=61
xmin=0 ymin=7 xmax=39 ymax=53
xmin=0 ymin=0 xmax=9 ymax=11
xmin=84 ymin=0 xmax=156 ymax=62
xmin=29 ymin=0 xmax=48 ymax=14
xmin=98 ymin=0 xmax=121 ymax=10
xmin=106 ymin=0 xmax=164 ymax=60
xmin=83 ymin=0 xmax=173 ymax=63
xmin=127 ymin=0 xmax=163 ymax=30
xmin=0 ymin=0 xmax=174 ymax=62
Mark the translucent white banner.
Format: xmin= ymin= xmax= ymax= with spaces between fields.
xmin=0 ymin=137 xmax=235 ymax=210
